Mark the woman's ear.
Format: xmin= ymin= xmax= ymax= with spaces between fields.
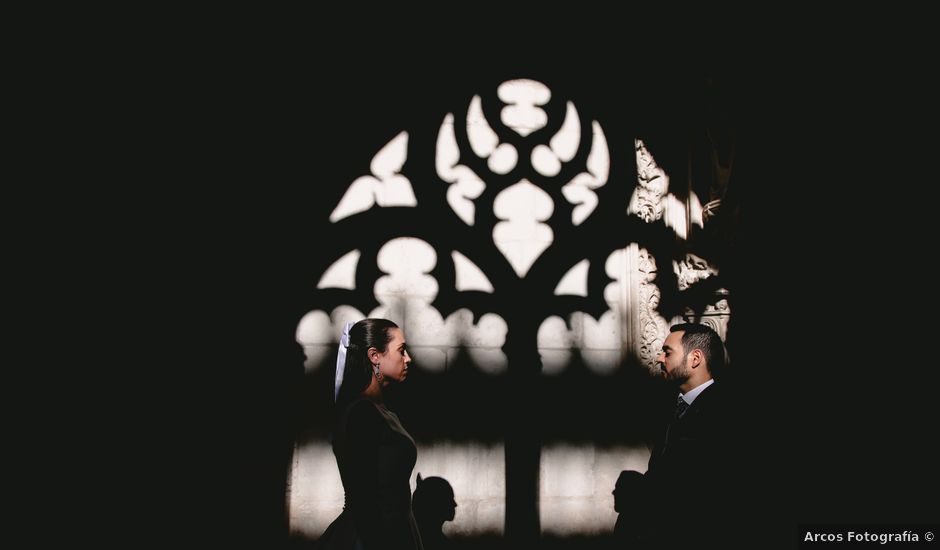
xmin=367 ymin=346 xmax=380 ymax=364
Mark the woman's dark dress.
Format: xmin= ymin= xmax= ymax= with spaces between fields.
xmin=317 ymin=397 xmax=423 ymax=550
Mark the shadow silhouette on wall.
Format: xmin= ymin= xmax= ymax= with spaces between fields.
xmin=413 ymin=474 xmax=457 ymax=550
xmin=612 ymin=470 xmax=650 ymax=547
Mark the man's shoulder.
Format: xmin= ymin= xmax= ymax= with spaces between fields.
xmin=694 ymin=379 xmax=724 ymax=402
xmin=690 ymin=381 xmax=737 ymax=418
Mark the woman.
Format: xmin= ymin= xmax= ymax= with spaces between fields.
xmin=318 ymin=318 xmax=422 ymax=550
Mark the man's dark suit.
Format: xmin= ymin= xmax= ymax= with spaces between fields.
xmin=644 ymin=381 xmax=736 ymax=546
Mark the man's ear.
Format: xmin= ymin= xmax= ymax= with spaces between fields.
xmin=690 ymin=349 xmax=704 ymax=368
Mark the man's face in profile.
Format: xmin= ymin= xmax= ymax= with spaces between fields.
xmin=658 ymin=331 xmax=691 ymax=385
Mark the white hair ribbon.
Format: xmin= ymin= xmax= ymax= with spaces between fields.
xmin=335 ymin=321 xmax=354 ymax=401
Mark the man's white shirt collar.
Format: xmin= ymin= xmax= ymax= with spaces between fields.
xmin=679 ymin=378 xmax=715 ymax=405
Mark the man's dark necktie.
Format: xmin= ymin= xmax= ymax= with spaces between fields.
xmin=660 ymin=395 xmax=690 ymax=457
xmin=674 ymin=394 xmax=690 ymax=420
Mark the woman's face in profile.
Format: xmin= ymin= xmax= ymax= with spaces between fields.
xmin=377 ymin=327 xmax=411 ymax=383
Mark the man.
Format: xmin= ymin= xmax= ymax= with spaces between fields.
xmin=645 ymin=322 xmax=734 ymax=546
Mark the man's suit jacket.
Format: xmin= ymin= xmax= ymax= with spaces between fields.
xmin=647 ymin=381 xmax=732 ymax=488
xmin=644 ymin=381 xmax=736 ymax=545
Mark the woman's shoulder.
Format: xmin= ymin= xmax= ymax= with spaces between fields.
xmin=346 ymin=396 xmax=380 ymax=413
xmin=344 ymin=397 xmax=385 ymax=429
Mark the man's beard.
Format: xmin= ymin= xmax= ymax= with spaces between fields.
xmin=664 ymin=357 xmax=691 ymax=385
